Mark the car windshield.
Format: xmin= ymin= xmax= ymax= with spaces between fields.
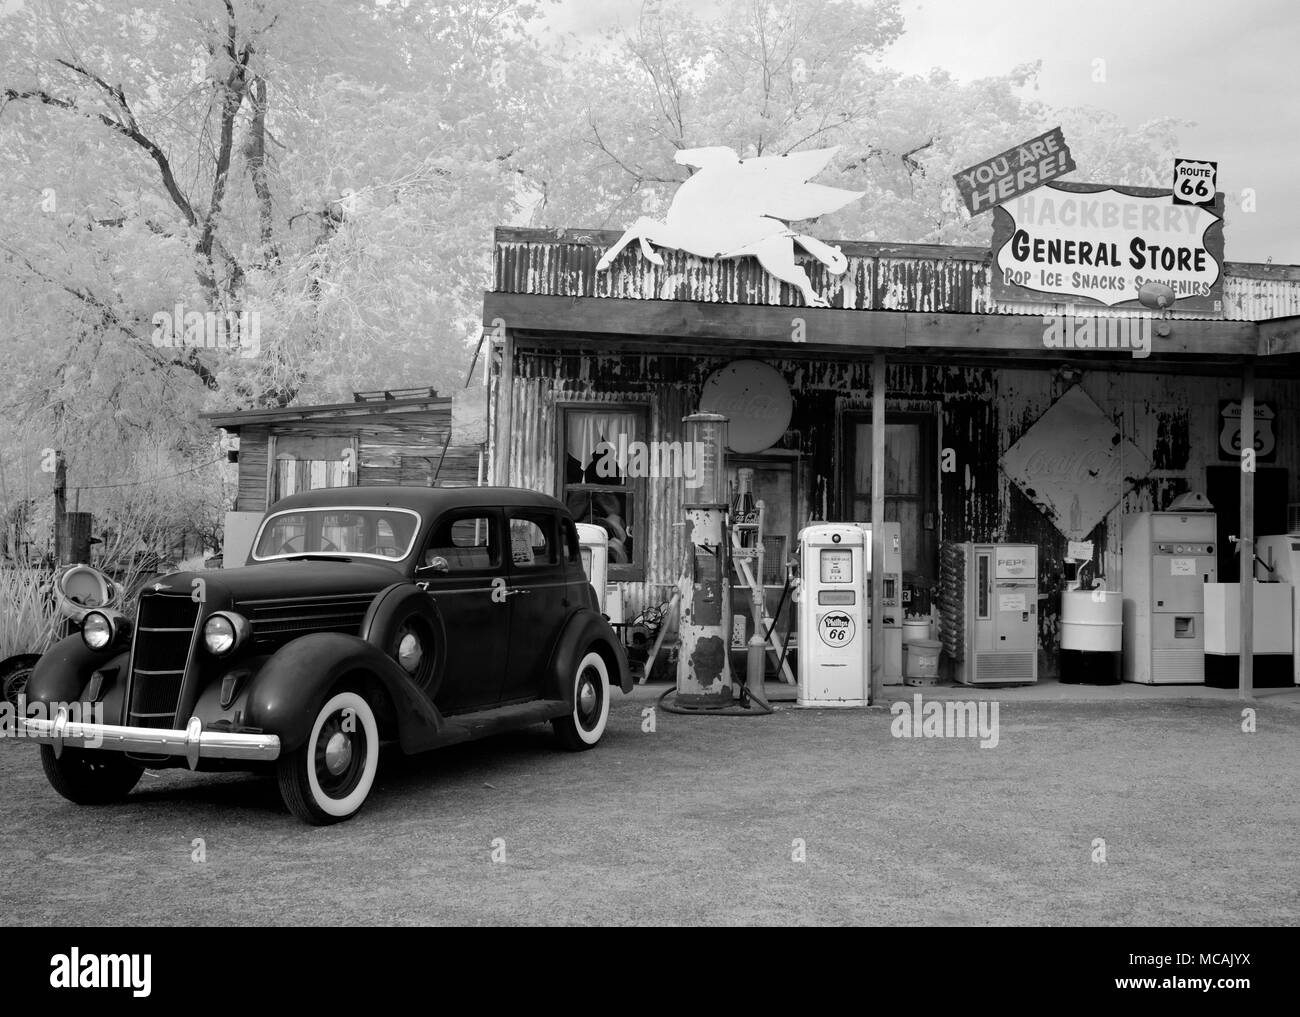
xmin=252 ymin=507 xmax=421 ymax=562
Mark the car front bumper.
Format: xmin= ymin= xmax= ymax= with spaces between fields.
xmin=20 ymin=710 xmax=281 ymax=769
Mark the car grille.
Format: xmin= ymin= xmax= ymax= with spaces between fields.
xmin=244 ymin=595 xmax=374 ymax=643
xmin=128 ymin=594 xmax=200 ymax=729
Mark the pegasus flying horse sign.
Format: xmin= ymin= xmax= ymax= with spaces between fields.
xmin=596 ymin=146 xmax=864 ymax=307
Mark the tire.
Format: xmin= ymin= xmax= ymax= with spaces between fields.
xmin=1 ymin=656 xmax=39 ymax=708
xmin=386 ymin=613 xmax=438 ymax=695
xmin=552 ymin=650 xmax=610 ymax=751
xmin=277 ymin=689 xmax=380 ymax=825
xmin=39 ymin=745 xmax=143 ymax=805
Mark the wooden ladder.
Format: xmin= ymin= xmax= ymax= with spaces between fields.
xmin=731 ymin=501 xmax=796 ymax=685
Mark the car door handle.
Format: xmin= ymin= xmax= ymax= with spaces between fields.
xmin=505 ymin=588 xmax=531 ymax=597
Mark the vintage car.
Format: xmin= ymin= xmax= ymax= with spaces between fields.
xmin=21 ymin=487 xmax=631 ymax=824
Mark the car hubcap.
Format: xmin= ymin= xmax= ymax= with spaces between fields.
xmin=397 ymin=631 xmax=422 ymax=673
xmin=315 ymin=710 xmax=366 ymax=798
xmin=577 ymin=666 xmax=602 ymax=729
xmin=324 ymin=732 xmax=353 ymax=775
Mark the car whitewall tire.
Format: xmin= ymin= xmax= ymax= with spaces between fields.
xmin=278 ymin=690 xmax=380 ymax=824
xmin=553 ymin=650 xmax=610 ymax=751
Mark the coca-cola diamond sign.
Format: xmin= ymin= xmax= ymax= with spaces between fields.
xmin=999 ymin=386 xmax=1149 ymax=539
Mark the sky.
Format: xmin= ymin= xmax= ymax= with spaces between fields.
xmin=545 ymin=0 xmax=1300 ymax=264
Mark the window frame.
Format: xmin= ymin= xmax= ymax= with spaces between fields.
xmin=556 ymin=402 xmax=648 ymax=583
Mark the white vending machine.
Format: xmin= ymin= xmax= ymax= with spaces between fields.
xmin=576 ymin=522 xmax=609 ymax=613
xmin=856 ymin=522 xmax=903 ymax=684
xmin=797 ymin=523 xmax=869 ymax=706
xmin=1122 ymin=511 xmax=1217 ymax=684
xmin=1255 ymin=534 xmax=1300 ymax=685
xmin=939 ymin=543 xmax=1039 ymax=685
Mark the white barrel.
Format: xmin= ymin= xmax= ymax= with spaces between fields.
xmin=1061 ymin=589 xmax=1122 ymax=652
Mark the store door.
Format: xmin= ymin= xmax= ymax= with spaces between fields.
xmin=843 ymin=412 xmax=938 ymax=596
xmin=1204 ymin=466 xmax=1289 ymax=581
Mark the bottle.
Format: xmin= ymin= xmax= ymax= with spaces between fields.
xmin=732 ymin=468 xmax=757 ymax=528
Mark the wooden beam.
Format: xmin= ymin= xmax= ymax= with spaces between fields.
xmin=482 ymin=293 xmax=1260 ymax=360
xmin=495 ymin=329 xmax=515 ymax=486
xmin=870 ymin=353 xmax=886 ymax=706
xmin=1240 ymin=361 xmax=1256 ymax=701
xmin=1257 ymin=316 xmax=1300 ymax=356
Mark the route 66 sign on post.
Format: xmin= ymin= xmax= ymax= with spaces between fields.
xmin=1172 ymin=158 xmax=1218 ymax=207
xmin=1219 ymin=400 xmax=1275 ymax=461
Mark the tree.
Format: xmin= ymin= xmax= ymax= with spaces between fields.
xmin=527 ymin=0 xmax=1187 ymax=249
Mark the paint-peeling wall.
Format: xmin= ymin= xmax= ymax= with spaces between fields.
xmin=503 ymin=344 xmax=1300 ymax=671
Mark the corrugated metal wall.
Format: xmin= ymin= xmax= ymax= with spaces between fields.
xmin=493 ymin=229 xmax=1300 ymax=321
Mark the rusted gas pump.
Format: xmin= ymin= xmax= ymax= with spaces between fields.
xmin=676 ymin=412 xmax=732 ymax=707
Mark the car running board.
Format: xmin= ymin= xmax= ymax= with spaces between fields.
xmin=430 ymin=699 xmax=572 ymax=748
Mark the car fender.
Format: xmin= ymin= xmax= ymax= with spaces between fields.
xmin=357 ymin=582 xmax=447 ymax=699
xmin=25 ymin=636 xmax=125 ymax=712
xmin=546 ymin=609 xmax=632 ymax=701
xmin=242 ymin=632 xmax=444 ymax=755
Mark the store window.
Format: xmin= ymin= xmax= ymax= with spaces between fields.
xmin=560 ymin=406 xmax=645 ymax=579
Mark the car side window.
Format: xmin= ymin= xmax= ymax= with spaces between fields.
xmin=422 ymin=514 xmax=499 ymax=572
xmin=561 ymin=517 xmax=581 ymax=565
xmin=508 ymin=513 xmax=556 ymax=569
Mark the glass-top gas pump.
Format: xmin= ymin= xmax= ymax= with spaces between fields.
xmin=676 ymin=413 xmax=733 ymax=707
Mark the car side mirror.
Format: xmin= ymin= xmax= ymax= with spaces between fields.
xmin=420 ymin=555 xmax=450 ymax=574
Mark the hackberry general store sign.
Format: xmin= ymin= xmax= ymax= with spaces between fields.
xmin=992 ymin=181 xmax=1225 ymax=312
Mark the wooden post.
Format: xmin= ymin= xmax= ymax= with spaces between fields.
xmin=870 ymin=353 xmax=886 ymax=705
xmin=495 ymin=328 xmax=515 ymax=487
xmin=53 ymin=450 xmax=67 ymax=565
xmin=1239 ymin=360 xmax=1255 ymax=700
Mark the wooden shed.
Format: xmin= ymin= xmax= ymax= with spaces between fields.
xmin=204 ymin=387 xmax=485 ymax=562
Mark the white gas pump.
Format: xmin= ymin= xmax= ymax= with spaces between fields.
xmin=797 ymin=523 xmax=870 ymax=706
xmin=576 ymin=523 xmax=609 ymax=613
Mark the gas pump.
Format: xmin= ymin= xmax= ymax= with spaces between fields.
xmin=857 ymin=522 xmax=902 ymax=684
xmin=676 ymin=413 xmax=733 ymax=707
xmin=796 ymin=523 xmax=870 ymax=706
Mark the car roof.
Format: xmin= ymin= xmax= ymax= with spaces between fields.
xmin=267 ymin=486 xmax=566 ymax=515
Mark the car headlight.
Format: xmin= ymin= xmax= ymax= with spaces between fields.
xmin=82 ymin=611 xmax=114 ymax=650
xmin=203 ymin=612 xmax=250 ymax=657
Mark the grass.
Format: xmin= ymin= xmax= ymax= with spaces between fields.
xmin=0 ymin=568 xmax=58 ymax=660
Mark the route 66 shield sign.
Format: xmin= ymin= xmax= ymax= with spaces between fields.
xmin=1219 ymin=400 xmax=1275 ymax=461
xmin=1172 ymin=158 xmax=1217 ymax=207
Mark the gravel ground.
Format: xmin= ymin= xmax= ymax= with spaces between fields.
xmin=1 ymin=693 xmax=1297 ymax=926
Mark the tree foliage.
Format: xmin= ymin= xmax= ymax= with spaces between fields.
xmin=0 ymin=0 xmax=1189 ymax=553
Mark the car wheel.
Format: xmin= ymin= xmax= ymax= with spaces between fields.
xmin=277 ymin=689 xmax=380 ymax=825
xmin=0 ymin=655 xmax=39 ymax=708
xmin=552 ymin=649 xmax=610 ymax=751
xmin=39 ymin=745 xmax=143 ymax=805
xmin=389 ymin=614 xmax=438 ymax=694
